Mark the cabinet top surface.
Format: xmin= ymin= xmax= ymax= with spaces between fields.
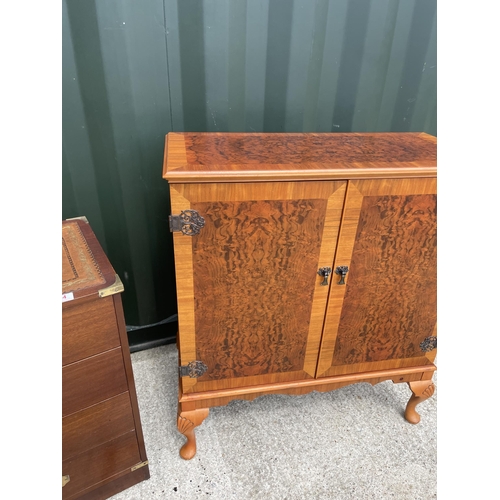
xmin=163 ymin=132 xmax=436 ymax=183
xmin=62 ymin=217 xmax=123 ymax=302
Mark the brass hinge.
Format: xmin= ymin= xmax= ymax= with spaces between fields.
xmin=62 ymin=475 xmax=70 ymax=487
xmin=169 ymin=210 xmax=205 ymax=236
xmin=179 ymin=360 xmax=208 ymax=378
xmin=131 ymin=460 xmax=149 ymax=472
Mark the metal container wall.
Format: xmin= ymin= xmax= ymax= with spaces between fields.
xmin=62 ymin=0 xmax=437 ymax=328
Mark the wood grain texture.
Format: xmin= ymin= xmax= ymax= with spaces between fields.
xmin=71 ymin=467 xmax=149 ymax=500
xmin=163 ymin=132 xmax=437 ymax=183
xmin=317 ymin=178 xmax=437 ymax=378
xmin=166 ymin=133 xmax=438 ymax=459
xmin=62 ymin=296 xmax=120 ymax=366
xmin=112 ymin=294 xmax=149 ymax=464
xmin=61 ymin=219 xmax=149 ymax=498
xmin=333 ymin=193 xmax=437 ymax=364
xmin=180 ymin=133 xmax=436 ymax=164
xmin=170 ymin=181 xmax=345 ymax=394
xmin=62 ymin=430 xmax=141 ymax=500
xmin=178 ymin=365 xmax=435 ymax=410
xmin=62 ymin=347 xmax=128 ymax=417
xmin=192 ymin=199 xmax=327 ymax=379
xmin=62 ymin=392 xmax=135 ymax=461
xmin=303 ymin=184 xmax=347 ymax=376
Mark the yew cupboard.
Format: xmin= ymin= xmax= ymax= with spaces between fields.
xmin=162 ymin=133 xmax=437 ymax=459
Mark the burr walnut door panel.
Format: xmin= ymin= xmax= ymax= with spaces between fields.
xmin=316 ymin=178 xmax=437 ymax=378
xmin=170 ymin=181 xmax=346 ymax=394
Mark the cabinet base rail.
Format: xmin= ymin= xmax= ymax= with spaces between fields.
xmin=177 ymin=365 xmax=436 ymax=459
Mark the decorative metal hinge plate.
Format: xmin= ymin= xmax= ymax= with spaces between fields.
xmin=169 ymin=210 xmax=205 ymax=236
xmin=179 ymin=360 xmax=208 ymax=378
xmin=131 ymin=460 xmax=149 ymax=472
xmin=420 ymin=336 xmax=437 ymax=352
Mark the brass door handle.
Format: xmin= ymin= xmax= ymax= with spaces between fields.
xmin=317 ymin=267 xmax=332 ymax=286
xmin=62 ymin=475 xmax=70 ymax=487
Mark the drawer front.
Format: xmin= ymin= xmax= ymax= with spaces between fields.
xmin=62 ymin=348 xmax=128 ymax=417
xmin=62 ymin=430 xmax=141 ymax=500
xmin=62 ymin=392 xmax=135 ymax=461
xmin=63 ymin=296 xmax=121 ymax=366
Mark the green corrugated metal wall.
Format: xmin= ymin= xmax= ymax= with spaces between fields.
xmin=62 ymin=0 xmax=437 ymax=331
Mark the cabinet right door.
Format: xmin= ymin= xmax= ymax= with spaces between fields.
xmin=316 ymin=178 xmax=437 ymax=378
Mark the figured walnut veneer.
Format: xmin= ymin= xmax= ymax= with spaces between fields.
xmin=170 ymin=133 xmax=436 ymax=169
xmin=332 ymin=194 xmax=437 ymax=366
xmin=163 ymin=133 xmax=437 ymax=460
xmin=164 ymin=132 xmax=437 ymax=183
xmin=192 ymin=199 xmax=327 ymax=379
xmin=182 ymin=133 xmax=436 ymax=165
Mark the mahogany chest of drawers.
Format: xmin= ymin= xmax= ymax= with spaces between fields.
xmin=163 ymin=132 xmax=437 ymax=460
xmin=62 ymin=217 xmax=149 ymax=499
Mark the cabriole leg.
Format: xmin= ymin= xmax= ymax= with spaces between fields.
xmin=177 ymin=407 xmax=209 ymax=460
xmin=404 ymin=380 xmax=435 ymax=424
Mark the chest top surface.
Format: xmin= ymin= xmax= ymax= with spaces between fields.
xmin=163 ymin=132 xmax=436 ymax=183
xmin=62 ymin=217 xmax=123 ymax=302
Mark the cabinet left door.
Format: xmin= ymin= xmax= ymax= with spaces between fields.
xmin=170 ymin=181 xmax=346 ymax=394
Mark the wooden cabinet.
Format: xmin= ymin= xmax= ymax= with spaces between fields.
xmin=62 ymin=217 xmax=149 ymax=499
xmin=162 ymin=132 xmax=437 ymax=460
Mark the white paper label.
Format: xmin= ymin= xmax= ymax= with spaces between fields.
xmin=62 ymin=292 xmax=74 ymax=303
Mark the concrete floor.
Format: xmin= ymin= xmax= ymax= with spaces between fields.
xmin=110 ymin=344 xmax=437 ymax=500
